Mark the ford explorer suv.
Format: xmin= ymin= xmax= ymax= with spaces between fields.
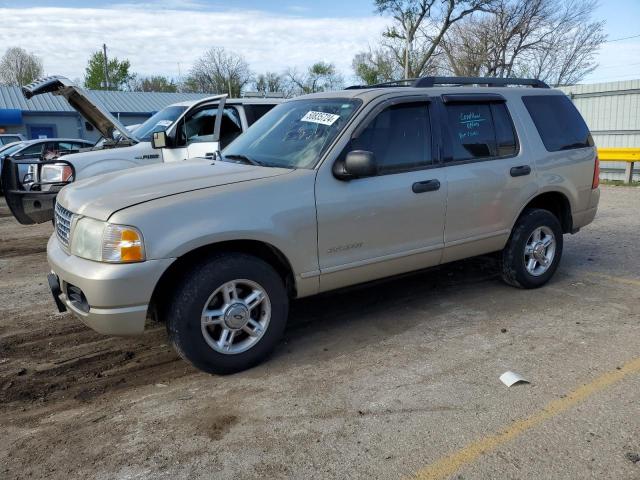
xmin=43 ymin=76 xmax=599 ymax=374
xmin=1 ymin=76 xmax=280 ymax=224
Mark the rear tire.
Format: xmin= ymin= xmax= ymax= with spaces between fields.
xmin=166 ymin=253 xmax=288 ymax=374
xmin=500 ymin=209 xmax=563 ymax=289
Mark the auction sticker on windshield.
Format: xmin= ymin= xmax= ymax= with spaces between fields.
xmin=301 ymin=111 xmax=341 ymax=126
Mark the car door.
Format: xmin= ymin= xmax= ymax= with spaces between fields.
xmin=315 ymin=98 xmax=447 ymax=292
xmin=161 ymin=97 xmax=227 ymax=162
xmin=438 ymin=94 xmax=539 ymax=263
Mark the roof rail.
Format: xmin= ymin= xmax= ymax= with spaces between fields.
xmin=345 ymin=76 xmax=550 ymax=90
xmin=413 ymin=76 xmax=549 ymax=88
xmin=345 ymin=79 xmax=417 ymax=90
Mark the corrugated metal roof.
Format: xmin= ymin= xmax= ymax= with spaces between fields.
xmin=0 ymin=86 xmax=210 ymax=114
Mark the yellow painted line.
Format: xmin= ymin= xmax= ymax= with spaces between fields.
xmin=584 ymin=271 xmax=640 ymax=287
xmin=411 ymin=356 xmax=640 ymax=480
xmin=598 ymin=147 xmax=640 ymax=162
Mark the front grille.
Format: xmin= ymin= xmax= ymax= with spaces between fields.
xmin=54 ymin=202 xmax=73 ymax=249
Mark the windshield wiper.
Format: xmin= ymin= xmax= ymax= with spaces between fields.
xmin=223 ymin=154 xmax=265 ymax=167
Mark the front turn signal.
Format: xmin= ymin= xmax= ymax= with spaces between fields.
xmin=102 ymin=224 xmax=145 ymax=263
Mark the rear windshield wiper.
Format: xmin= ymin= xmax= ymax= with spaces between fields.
xmin=223 ymin=154 xmax=266 ymax=167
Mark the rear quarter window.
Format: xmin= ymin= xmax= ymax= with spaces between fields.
xmin=522 ymin=95 xmax=593 ymax=152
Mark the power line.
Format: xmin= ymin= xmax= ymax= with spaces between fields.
xmin=605 ymin=33 xmax=640 ymax=43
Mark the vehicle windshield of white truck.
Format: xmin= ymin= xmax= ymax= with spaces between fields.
xmin=222 ymin=99 xmax=361 ymax=169
xmin=135 ymin=105 xmax=188 ymax=142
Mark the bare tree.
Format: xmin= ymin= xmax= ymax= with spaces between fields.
xmin=285 ymin=62 xmax=343 ymax=95
xmin=254 ymin=72 xmax=285 ymax=94
xmin=182 ymin=47 xmax=251 ymax=96
xmin=515 ymin=3 xmax=605 ymax=85
xmin=441 ymin=0 xmax=605 ymax=85
xmin=375 ymin=0 xmax=495 ymax=78
xmin=0 ymin=47 xmax=43 ymax=86
xmin=131 ymin=75 xmax=178 ymax=92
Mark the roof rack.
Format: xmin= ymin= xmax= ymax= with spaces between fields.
xmin=345 ymin=76 xmax=550 ymax=90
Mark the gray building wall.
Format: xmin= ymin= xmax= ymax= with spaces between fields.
xmin=559 ymin=80 xmax=640 ymax=181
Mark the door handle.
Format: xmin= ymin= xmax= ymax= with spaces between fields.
xmin=412 ymin=179 xmax=440 ymax=193
xmin=510 ymin=165 xmax=531 ymax=177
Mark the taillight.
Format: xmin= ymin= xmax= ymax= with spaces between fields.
xmin=592 ymin=154 xmax=599 ymax=189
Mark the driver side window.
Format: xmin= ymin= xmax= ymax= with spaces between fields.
xmin=176 ymin=107 xmax=218 ymax=146
xmin=351 ymin=102 xmax=432 ymax=175
xmin=175 ymin=106 xmax=243 ymax=148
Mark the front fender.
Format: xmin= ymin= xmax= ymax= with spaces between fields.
xmin=107 ymin=170 xmax=320 ymax=294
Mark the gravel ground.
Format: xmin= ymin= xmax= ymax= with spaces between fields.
xmin=0 ymin=185 xmax=638 ymax=480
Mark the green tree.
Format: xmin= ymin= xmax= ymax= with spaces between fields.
xmin=84 ymin=50 xmax=134 ymax=90
xmin=352 ymin=49 xmax=399 ymax=85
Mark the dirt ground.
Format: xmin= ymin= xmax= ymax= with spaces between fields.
xmin=1 ymin=186 xmax=639 ymax=480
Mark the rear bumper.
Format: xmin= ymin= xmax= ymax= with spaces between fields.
xmin=47 ymin=235 xmax=175 ymax=335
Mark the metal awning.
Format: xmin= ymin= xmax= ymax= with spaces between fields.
xmin=0 ymin=108 xmax=22 ymax=125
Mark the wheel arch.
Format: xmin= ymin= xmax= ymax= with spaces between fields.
xmin=149 ymin=239 xmax=296 ymax=322
xmin=512 ymin=191 xmax=573 ymax=234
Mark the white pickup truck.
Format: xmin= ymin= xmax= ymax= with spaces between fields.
xmin=2 ymin=76 xmax=280 ymax=224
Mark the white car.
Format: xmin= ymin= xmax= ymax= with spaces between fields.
xmin=3 ymin=76 xmax=280 ymax=224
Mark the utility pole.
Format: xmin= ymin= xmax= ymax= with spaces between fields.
xmin=102 ymin=43 xmax=111 ymax=90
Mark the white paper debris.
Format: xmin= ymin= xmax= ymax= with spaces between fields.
xmin=500 ymin=371 xmax=530 ymax=387
xmin=301 ymin=111 xmax=340 ymax=126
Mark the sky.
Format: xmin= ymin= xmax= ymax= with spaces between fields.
xmin=0 ymin=0 xmax=638 ymax=85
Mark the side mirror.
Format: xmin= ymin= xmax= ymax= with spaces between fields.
xmin=334 ymin=150 xmax=378 ymax=180
xmin=152 ymin=131 xmax=168 ymax=149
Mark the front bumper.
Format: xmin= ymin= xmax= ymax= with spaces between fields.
xmin=47 ymin=235 xmax=175 ymax=335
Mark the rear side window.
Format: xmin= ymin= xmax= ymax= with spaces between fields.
xmin=1 ymin=136 xmax=21 ymax=145
xmin=20 ymin=143 xmax=44 ymax=155
xmin=351 ymin=102 xmax=432 ymax=174
xmin=522 ymin=95 xmax=593 ymax=152
xmin=445 ymin=102 xmax=517 ymax=161
xmin=245 ymin=104 xmax=276 ymax=126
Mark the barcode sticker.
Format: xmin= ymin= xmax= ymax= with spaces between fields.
xmin=301 ymin=111 xmax=340 ymax=126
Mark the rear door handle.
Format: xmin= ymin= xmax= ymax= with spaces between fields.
xmin=510 ymin=165 xmax=531 ymax=177
xmin=412 ymin=179 xmax=440 ymax=193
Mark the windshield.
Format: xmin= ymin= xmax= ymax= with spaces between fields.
xmin=0 ymin=142 xmax=26 ymax=156
xmin=222 ymin=98 xmax=361 ymax=169
xmin=134 ymin=105 xmax=188 ymax=142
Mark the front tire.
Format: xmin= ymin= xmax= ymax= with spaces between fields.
xmin=500 ymin=209 xmax=563 ymax=289
xmin=166 ymin=253 xmax=288 ymax=374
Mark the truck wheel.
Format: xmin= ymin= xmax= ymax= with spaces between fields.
xmin=166 ymin=253 xmax=288 ymax=374
xmin=500 ymin=209 xmax=563 ymax=289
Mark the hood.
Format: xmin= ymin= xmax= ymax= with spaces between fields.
xmin=22 ymin=76 xmax=137 ymax=143
xmin=57 ymin=158 xmax=293 ymax=221
xmin=56 ymin=141 xmax=150 ymax=176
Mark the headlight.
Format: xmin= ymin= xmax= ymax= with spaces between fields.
xmin=70 ymin=217 xmax=145 ymax=263
xmin=41 ymin=163 xmax=74 ymax=183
